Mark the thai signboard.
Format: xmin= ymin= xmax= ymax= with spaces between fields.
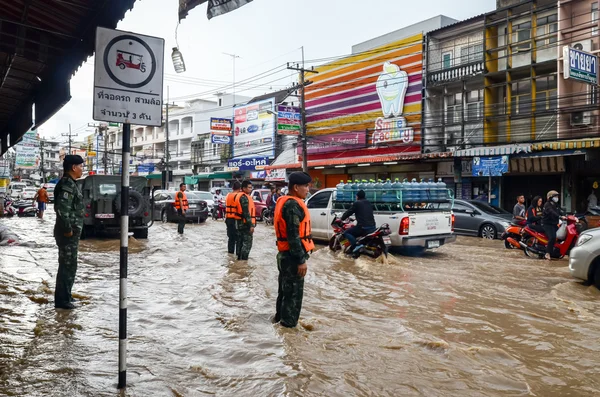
xmin=233 ymin=98 xmax=275 ymax=158
xmin=226 ymin=156 xmax=269 ymax=171
xmin=302 ymin=131 xmax=367 ymax=155
xmin=305 ymin=34 xmax=422 ymax=153
xmin=210 ymin=117 xmax=232 ymax=134
xmin=93 ymin=27 xmax=165 ymax=126
xmin=15 ymin=130 xmax=39 ymax=169
xmin=472 ymin=156 xmax=509 ymax=177
xmin=563 ymin=46 xmax=598 ymax=85
xmin=277 ymin=105 xmax=301 ymax=135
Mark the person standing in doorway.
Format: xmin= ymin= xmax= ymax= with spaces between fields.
xmin=53 ymin=155 xmax=84 ymax=309
xmin=512 ymin=195 xmax=526 ymax=224
xmin=587 ymin=189 xmax=598 ymax=211
xmin=174 ymin=183 xmax=189 ymax=234
xmin=33 ymin=184 xmax=49 ymax=219
xmin=273 ymin=171 xmax=314 ymax=328
xmin=225 ymin=181 xmax=242 ymax=254
xmin=235 ymin=180 xmax=255 ymax=260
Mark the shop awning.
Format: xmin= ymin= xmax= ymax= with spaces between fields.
xmin=531 ymin=138 xmax=600 ymax=151
xmin=146 ymin=173 xmax=162 ymax=180
xmin=264 ymin=151 xmax=453 ymax=170
xmin=193 ymin=172 xmax=233 ymax=181
xmin=453 ymin=143 xmax=532 ymax=157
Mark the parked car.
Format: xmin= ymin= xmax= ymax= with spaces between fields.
xmin=7 ymin=182 xmax=27 ymax=199
xmin=21 ymin=187 xmax=37 ymax=200
xmin=77 ymin=175 xmax=152 ymax=239
xmin=569 ymin=227 xmax=600 ymax=289
xmin=46 ymin=183 xmax=56 ymax=202
xmin=152 ymin=190 xmax=208 ymax=224
xmin=251 ymin=188 xmax=270 ymax=221
xmin=451 ymin=199 xmax=512 ymax=239
xmin=194 ymin=191 xmax=215 ymax=212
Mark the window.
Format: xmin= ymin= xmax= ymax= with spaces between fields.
xmin=535 ymin=75 xmax=558 ymax=111
xmin=212 ymin=143 xmax=217 ymax=156
xmin=511 ymin=80 xmax=532 ymax=115
xmin=445 ymin=92 xmax=463 ymax=124
xmin=307 ymin=191 xmax=332 ymax=209
xmin=98 ymin=184 xmax=118 ymax=196
xmin=593 ymin=3 xmax=599 ymax=36
xmin=512 ymin=21 xmax=532 ymax=51
xmin=466 ymin=89 xmax=484 ymax=120
xmin=451 ymin=202 xmax=471 ymax=213
xmin=460 ymin=44 xmax=484 ymax=64
xmin=535 ymin=14 xmax=558 ymax=48
xmin=442 ymin=52 xmax=452 ymax=69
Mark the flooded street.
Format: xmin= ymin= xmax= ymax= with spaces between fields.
xmin=1 ymin=207 xmax=599 ymax=396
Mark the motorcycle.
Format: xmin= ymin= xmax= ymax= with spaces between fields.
xmin=500 ymin=219 xmax=527 ymax=249
xmin=3 ymin=197 xmax=17 ymax=217
xmin=211 ymin=199 xmax=226 ymax=220
xmin=328 ymin=215 xmax=392 ymax=259
xmin=515 ymin=215 xmax=581 ymax=259
xmin=14 ymin=200 xmax=38 ymax=217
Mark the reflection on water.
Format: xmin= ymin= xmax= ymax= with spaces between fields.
xmin=1 ymin=209 xmax=599 ymax=396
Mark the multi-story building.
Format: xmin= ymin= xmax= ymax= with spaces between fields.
xmin=39 ymin=138 xmax=61 ymax=180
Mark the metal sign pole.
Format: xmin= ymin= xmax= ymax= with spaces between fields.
xmin=118 ymin=123 xmax=131 ymax=389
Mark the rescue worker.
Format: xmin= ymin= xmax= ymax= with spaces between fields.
xmin=225 ymin=181 xmax=242 ymax=254
xmin=273 ymin=171 xmax=314 ymax=328
xmin=542 ymin=190 xmax=565 ymax=260
xmin=54 ymin=155 xmax=84 ymax=310
xmin=174 ymin=183 xmax=189 ymax=234
xmin=236 ymin=180 xmax=255 ymax=260
xmin=32 ymin=184 xmax=49 ymax=219
xmin=526 ymin=195 xmax=544 ymax=234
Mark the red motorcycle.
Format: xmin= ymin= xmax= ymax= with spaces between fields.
xmin=329 ymin=216 xmax=392 ymax=259
xmin=501 ymin=219 xmax=527 ymax=249
xmin=211 ymin=199 xmax=226 ymax=220
xmin=515 ymin=215 xmax=580 ymax=259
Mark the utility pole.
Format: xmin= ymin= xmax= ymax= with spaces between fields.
xmin=287 ymin=47 xmax=318 ymax=173
xmin=223 ymin=53 xmax=240 ymax=107
xmin=61 ymin=124 xmax=75 ymax=155
xmin=165 ymin=86 xmax=170 ymax=189
xmin=39 ymin=138 xmax=46 ymax=183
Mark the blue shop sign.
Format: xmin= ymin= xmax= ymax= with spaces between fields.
xmin=472 ymin=156 xmax=509 ymax=177
xmin=227 ymin=156 xmax=269 ymax=171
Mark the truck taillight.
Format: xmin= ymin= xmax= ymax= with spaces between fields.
xmin=399 ymin=217 xmax=410 ymax=235
xmin=451 ymin=214 xmax=455 ymax=232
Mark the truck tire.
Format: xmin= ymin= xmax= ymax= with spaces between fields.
xmin=114 ymin=190 xmax=145 ymax=218
xmin=133 ymin=228 xmax=148 ymax=239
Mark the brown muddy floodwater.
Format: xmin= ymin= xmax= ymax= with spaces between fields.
xmin=1 ymin=206 xmax=599 ymax=396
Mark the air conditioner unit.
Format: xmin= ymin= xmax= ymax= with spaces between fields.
xmin=572 ymin=39 xmax=593 ymax=53
xmin=571 ymin=111 xmax=592 ymax=126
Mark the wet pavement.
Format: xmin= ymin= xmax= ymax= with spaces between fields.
xmin=1 ymin=206 xmax=599 ymax=396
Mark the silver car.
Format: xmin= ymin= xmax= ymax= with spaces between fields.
xmin=569 ymin=228 xmax=600 ymax=288
xmin=451 ymin=199 xmax=512 ymax=240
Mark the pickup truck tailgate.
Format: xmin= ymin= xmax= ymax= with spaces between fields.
xmin=407 ymin=211 xmax=453 ymax=236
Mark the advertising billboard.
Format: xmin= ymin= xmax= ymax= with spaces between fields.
xmin=233 ymin=98 xmax=275 ymax=158
xmin=277 ymin=105 xmax=301 ymax=135
xmin=15 ymin=130 xmax=39 ymax=169
xmin=305 ymin=34 xmax=422 ymax=153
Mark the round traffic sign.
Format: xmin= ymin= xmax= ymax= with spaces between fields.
xmin=103 ymin=35 xmax=157 ymax=89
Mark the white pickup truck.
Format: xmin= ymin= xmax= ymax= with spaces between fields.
xmin=306 ymin=188 xmax=456 ymax=252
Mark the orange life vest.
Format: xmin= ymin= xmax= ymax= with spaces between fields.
xmin=173 ymin=191 xmax=189 ymax=211
xmin=274 ymin=196 xmax=315 ymax=253
xmin=225 ymin=191 xmax=242 ymax=219
xmin=235 ymin=192 xmax=256 ymax=225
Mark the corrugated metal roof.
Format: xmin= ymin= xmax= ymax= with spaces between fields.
xmin=426 ymin=13 xmax=486 ymax=36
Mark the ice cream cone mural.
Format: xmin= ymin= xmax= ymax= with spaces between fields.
xmin=376 ymin=62 xmax=409 ymax=118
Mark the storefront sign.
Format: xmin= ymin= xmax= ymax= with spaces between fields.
xmin=233 ymin=98 xmax=275 ymax=158
xmin=563 ymin=46 xmax=598 ymax=85
xmin=303 ymin=131 xmax=367 ymax=154
xmin=93 ymin=27 xmax=165 ymax=126
xmin=210 ymin=117 xmax=232 ymax=134
xmin=211 ymin=134 xmax=231 ymax=144
xmin=265 ymin=168 xmax=287 ymax=181
xmin=277 ymin=105 xmax=301 ymax=135
xmin=226 ymin=156 xmax=269 ymax=171
xmin=137 ymin=164 xmax=155 ymax=173
xmin=472 ymin=156 xmax=509 ymax=177
xmin=372 ymin=116 xmax=414 ymax=145
xmin=15 ymin=130 xmax=39 ymax=169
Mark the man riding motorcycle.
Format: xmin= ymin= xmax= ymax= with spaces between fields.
xmin=213 ymin=188 xmax=224 ymax=203
xmin=341 ymin=189 xmax=376 ymax=253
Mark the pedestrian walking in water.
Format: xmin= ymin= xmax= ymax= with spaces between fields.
xmin=225 ymin=181 xmax=241 ymax=254
xmin=273 ymin=171 xmax=314 ymax=328
xmin=53 ymin=155 xmax=85 ymax=310
xmin=235 ymin=180 xmax=256 ymax=260
xmin=174 ymin=183 xmax=189 ymax=234
xmin=33 ymin=184 xmax=49 ymax=219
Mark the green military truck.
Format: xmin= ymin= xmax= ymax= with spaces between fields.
xmin=76 ymin=175 xmax=152 ymax=239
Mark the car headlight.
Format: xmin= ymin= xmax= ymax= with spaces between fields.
xmin=577 ymin=234 xmax=593 ymax=247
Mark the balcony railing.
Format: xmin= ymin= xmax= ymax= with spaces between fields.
xmin=428 ymin=61 xmax=484 ymax=85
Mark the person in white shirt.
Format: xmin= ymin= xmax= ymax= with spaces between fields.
xmin=213 ymin=188 xmax=225 ymax=203
xmin=587 ymin=190 xmax=598 ymax=211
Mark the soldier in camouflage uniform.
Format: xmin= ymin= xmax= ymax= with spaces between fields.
xmin=53 ymin=155 xmax=85 ymax=309
xmin=236 ymin=180 xmax=255 ymax=260
xmin=273 ymin=172 xmax=314 ymax=328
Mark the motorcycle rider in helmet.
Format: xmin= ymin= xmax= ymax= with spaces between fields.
xmin=542 ymin=190 xmax=566 ymax=260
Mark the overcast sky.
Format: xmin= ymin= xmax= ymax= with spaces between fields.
xmin=38 ymin=0 xmax=496 ymax=142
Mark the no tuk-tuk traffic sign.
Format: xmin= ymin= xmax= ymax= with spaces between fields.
xmin=93 ymin=27 xmax=165 ymax=126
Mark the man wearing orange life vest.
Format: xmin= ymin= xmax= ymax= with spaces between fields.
xmin=273 ymin=171 xmax=314 ymax=328
xmin=236 ymin=180 xmax=256 ymax=260
xmin=225 ymin=181 xmax=241 ymax=254
xmin=174 ymin=183 xmax=189 ymax=234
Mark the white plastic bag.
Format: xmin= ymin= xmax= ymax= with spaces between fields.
xmin=556 ymin=222 xmax=567 ymax=240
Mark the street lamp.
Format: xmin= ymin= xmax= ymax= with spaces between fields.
xmin=172 ymin=47 xmax=186 ymax=73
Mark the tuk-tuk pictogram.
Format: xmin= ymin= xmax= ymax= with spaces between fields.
xmin=116 ymin=50 xmax=146 ymax=73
